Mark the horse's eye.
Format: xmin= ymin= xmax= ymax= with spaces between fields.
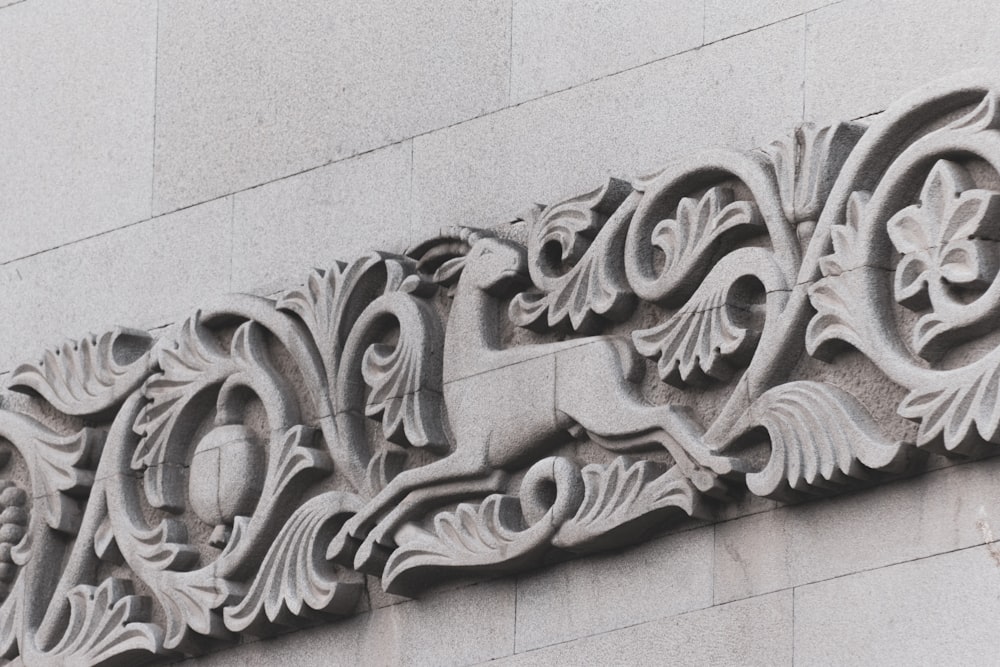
xmin=480 ymin=247 xmax=493 ymax=256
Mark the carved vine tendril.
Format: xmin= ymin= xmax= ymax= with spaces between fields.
xmin=4 ymin=70 xmax=1000 ymax=665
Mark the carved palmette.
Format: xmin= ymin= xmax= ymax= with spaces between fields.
xmin=4 ymin=70 xmax=1000 ymax=664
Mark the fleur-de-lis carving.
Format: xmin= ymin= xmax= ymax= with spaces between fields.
xmin=888 ymin=160 xmax=1000 ymax=310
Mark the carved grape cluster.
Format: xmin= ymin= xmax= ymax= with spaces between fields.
xmin=0 ymin=480 xmax=28 ymax=596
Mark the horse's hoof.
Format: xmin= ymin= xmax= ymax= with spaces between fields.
xmin=353 ymin=533 xmax=393 ymax=575
xmin=326 ymin=527 xmax=361 ymax=565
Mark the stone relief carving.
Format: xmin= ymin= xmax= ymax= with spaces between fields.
xmin=2 ymin=70 xmax=1000 ymax=663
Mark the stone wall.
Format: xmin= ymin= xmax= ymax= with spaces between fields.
xmin=4 ymin=1 xmax=1000 ymax=665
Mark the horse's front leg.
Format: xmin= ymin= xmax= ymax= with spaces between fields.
xmin=327 ymin=451 xmax=491 ymax=565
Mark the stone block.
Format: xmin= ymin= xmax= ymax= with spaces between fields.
xmin=172 ymin=579 xmax=515 ymax=667
xmin=231 ymin=142 xmax=411 ymax=296
xmin=794 ymin=545 xmax=1000 ymax=666
xmin=496 ymin=591 xmax=792 ymax=666
xmin=153 ymin=0 xmax=509 ymax=215
xmin=514 ymin=525 xmax=714 ymax=652
xmin=510 ymin=0 xmax=703 ymax=103
xmin=412 ymin=18 xmax=804 ymax=240
xmin=0 ymin=0 xmax=156 ymax=263
xmin=704 ymin=0 xmax=834 ymax=42
xmin=805 ymin=0 xmax=1000 ymax=123
xmin=0 ymin=198 xmax=231 ymax=373
xmin=714 ymin=456 xmax=1000 ymax=604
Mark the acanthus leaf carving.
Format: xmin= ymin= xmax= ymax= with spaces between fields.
xmin=509 ymin=178 xmax=638 ymax=332
xmin=7 ymin=327 xmax=154 ymax=417
xmin=223 ymin=492 xmax=364 ymax=633
xmin=632 ymin=249 xmax=781 ymax=387
xmin=765 ymin=121 xmax=866 ymax=225
xmin=736 ymin=382 xmax=912 ymax=500
xmin=8 ymin=70 xmax=1000 ymax=665
xmin=42 ymin=578 xmax=163 ymax=666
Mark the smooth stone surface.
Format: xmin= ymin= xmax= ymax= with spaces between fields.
xmin=153 ymin=0 xmax=510 ymax=215
xmin=704 ymin=0 xmax=835 ymax=42
xmin=0 ymin=198 xmax=231 ymax=373
xmin=231 ymin=142 xmax=412 ymax=296
xmin=172 ymin=579 xmax=516 ymax=667
xmin=805 ymin=0 xmax=1000 ymax=122
xmin=794 ymin=545 xmax=1000 ymax=666
xmin=0 ymin=0 xmax=156 ymax=263
xmin=714 ymin=456 xmax=1000 ymax=604
xmin=510 ymin=0 xmax=703 ymax=103
xmin=514 ymin=526 xmax=714 ymax=652
xmin=495 ymin=591 xmax=793 ymax=666
xmin=412 ymin=18 xmax=805 ymax=241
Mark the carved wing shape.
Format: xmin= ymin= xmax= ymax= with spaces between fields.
xmin=743 ymin=382 xmax=910 ymax=499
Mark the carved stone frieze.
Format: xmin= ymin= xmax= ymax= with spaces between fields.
xmin=3 ymin=70 xmax=1000 ymax=664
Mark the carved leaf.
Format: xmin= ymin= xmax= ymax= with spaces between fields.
xmin=806 ymin=192 xmax=870 ymax=360
xmin=277 ymin=253 xmax=412 ymax=365
xmin=44 ymin=578 xmax=163 ymax=666
xmin=261 ymin=426 xmax=332 ymax=500
xmin=634 ymin=186 xmax=763 ymax=306
xmin=132 ymin=314 xmax=233 ymax=509
xmin=382 ymin=457 xmax=583 ymax=596
xmin=224 ymin=493 xmax=364 ymax=633
xmin=946 ymin=91 xmax=1000 ymax=133
xmin=742 ymin=382 xmax=910 ymax=499
xmin=338 ymin=290 xmax=447 ymax=457
xmin=765 ymin=122 xmax=865 ymax=224
xmin=898 ymin=358 xmax=1000 ymax=456
xmin=0 ymin=579 xmax=19 ymax=661
xmin=633 ymin=255 xmax=769 ymax=387
xmin=382 ymin=494 xmax=540 ymax=596
xmin=553 ymin=458 xmax=702 ymax=552
xmin=358 ymin=301 xmax=445 ymax=450
xmin=30 ymin=428 xmax=102 ymax=535
xmin=510 ymin=178 xmax=638 ymax=331
xmin=8 ymin=328 xmax=154 ymax=416
xmin=132 ymin=519 xmax=199 ymax=572
xmin=885 ymin=160 xmax=1000 ymax=358
xmin=155 ymin=575 xmax=234 ymax=648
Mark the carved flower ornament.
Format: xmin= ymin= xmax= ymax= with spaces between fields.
xmin=887 ymin=160 xmax=1000 ymax=356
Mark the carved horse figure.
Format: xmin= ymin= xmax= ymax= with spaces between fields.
xmin=329 ymin=229 xmax=731 ymax=572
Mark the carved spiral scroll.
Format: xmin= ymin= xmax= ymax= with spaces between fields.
xmin=5 ymin=70 xmax=1000 ymax=664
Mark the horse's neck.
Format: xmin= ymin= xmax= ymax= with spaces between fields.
xmin=443 ymin=281 xmax=506 ymax=377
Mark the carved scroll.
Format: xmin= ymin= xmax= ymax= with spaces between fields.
xmin=3 ymin=69 xmax=1000 ymax=664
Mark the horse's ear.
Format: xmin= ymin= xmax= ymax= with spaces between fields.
xmin=432 ymin=256 xmax=467 ymax=286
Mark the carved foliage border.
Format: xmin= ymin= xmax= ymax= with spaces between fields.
xmin=2 ymin=70 xmax=1000 ymax=664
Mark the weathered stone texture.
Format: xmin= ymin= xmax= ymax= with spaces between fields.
xmin=497 ymin=591 xmax=793 ymax=666
xmin=0 ymin=0 xmax=156 ymax=263
xmin=509 ymin=0 xmax=703 ymax=103
xmin=5 ymin=2 xmax=1000 ymax=665
xmin=153 ymin=0 xmax=510 ymax=215
xmin=704 ymin=0 xmax=835 ymax=42
xmin=805 ymin=0 xmax=1000 ymax=122
xmin=515 ymin=527 xmax=714 ymax=652
xmin=794 ymin=546 xmax=1000 ymax=666
xmin=231 ymin=142 xmax=412 ymax=296
xmin=412 ymin=18 xmax=804 ymax=238
xmin=714 ymin=456 xmax=1000 ymax=604
xmin=0 ymin=198 xmax=231 ymax=373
